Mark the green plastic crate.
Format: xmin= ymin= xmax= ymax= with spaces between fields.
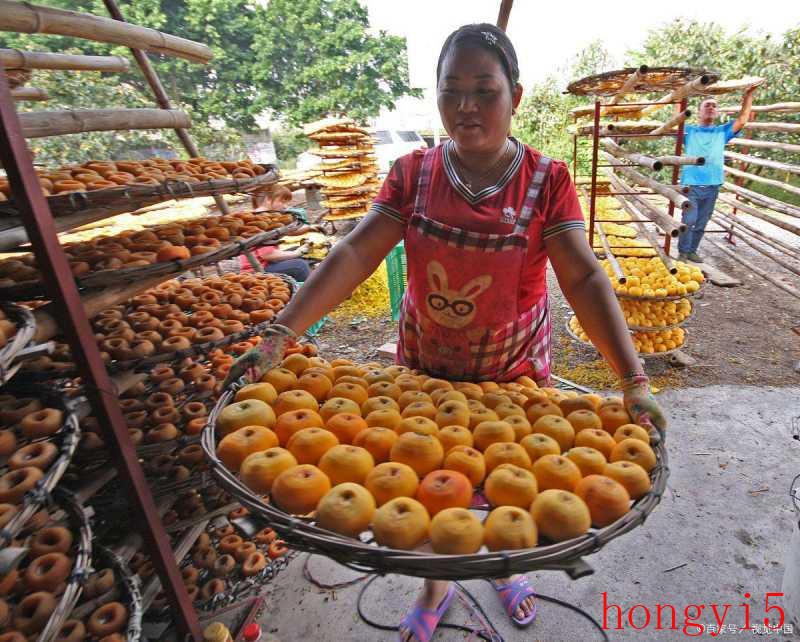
xmin=385 ymin=242 xmax=407 ymax=321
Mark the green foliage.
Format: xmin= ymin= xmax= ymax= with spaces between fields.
xmin=272 ymin=130 xmax=313 ymax=168
xmin=253 ymin=0 xmax=421 ymax=126
xmin=513 ymin=41 xmax=614 ymax=172
xmin=513 ymin=19 xmax=799 ymax=205
xmin=2 ymin=0 xmax=418 ymax=164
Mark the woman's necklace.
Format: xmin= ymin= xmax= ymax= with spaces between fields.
xmin=451 ymin=139 xmax=512 ymax=191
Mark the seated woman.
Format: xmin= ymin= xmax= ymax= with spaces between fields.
xmin=239 ymin=242 xmax=311 ymax=282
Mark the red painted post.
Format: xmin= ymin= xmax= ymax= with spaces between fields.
xmin=0 ymin=64 xmax=201 ymax=641
xmin=664 ymin=97 xmax=688 ymax=256
xmin=588 ymin=100 xmax=601 ymax=251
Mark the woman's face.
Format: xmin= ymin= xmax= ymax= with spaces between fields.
xmin=437 ymin=46 xmax=522 ymax=154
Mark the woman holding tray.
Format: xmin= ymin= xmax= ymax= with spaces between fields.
xmin=226 ymin=24 xmax=666 ymax=642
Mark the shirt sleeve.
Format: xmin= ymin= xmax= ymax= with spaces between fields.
xmin=368 ymin=151 xmax=423 ymax=226
xmin=541 ymin=160 xmax=586 ymax=241
xmin=722 ymin=120 xmax=740 ymax=142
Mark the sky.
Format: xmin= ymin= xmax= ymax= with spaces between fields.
xmin=365 ymin=0 xmax=798 ymax=90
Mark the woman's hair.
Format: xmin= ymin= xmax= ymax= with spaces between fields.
xmin=436 ymin=24 xmax=520 ymax=88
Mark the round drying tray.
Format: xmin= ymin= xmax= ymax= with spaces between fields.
xmin=626 ymin=301 xmax=695 ymax=332
xmin=0 ymin=386 xmax=81 ymax=545
xmin=565 ymin=317 xmax=687 ymax=360
xmin=32 ymin=488 xmax=93 ymax=642
xmin=201 ymin=383 xmax=669 ymax=580
xmin=566 ymin=66 xmax=719 ymax=97
xmin=0 ymin=302 xmax=36 ymax=385
xmin=65 ymin=544 xmax=143 ymax=641
xmin=614 ymin=284 xmax=704 ymax=302
xmin=0 ymin=215 xmax=302 ymax=301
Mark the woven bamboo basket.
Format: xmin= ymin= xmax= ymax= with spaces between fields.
xmin=567 ymin=67 xmax=717 ymax=96
xmin=0 ymin=165 xmax=279 ymax=219
xmin=67 ymin=545 xmax=143 ymax=641
xmin=200 ymin=382 xmax=669 ymax=580
xmin=0 ymin=387 xmax=81 ymax=545
xmin=565 ymin=317 xmax=688 ymax=360
xmin=0 ymin=301 xmax=36 ymax=385
xmin=614 ymin=283 xmax=705 ymax=302
xmin=0 ymin=215 xmax=302 ymax=301
xmin=626 ymin=302 xmax=695 ymax=332
xmin=36 ymin=488 xmax=94 ymax=642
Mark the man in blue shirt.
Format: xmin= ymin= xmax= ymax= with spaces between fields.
xmin=678 ymin=85 xmax=759 ymax=262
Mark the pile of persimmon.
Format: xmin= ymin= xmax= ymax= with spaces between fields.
xmin=0 ymin=503 xmax=85 ymax=638
xmin=0 ymin=393 xmax=64 ymax=519
xmin=0 ymin=211 xmax=294 ymax=288
xmin=150 ymin=511 xmax=289 ymax=608
xmin=215 ymin=357 xmax=659 ymax=555
xmin=0 ymin=157 xmax=269 ymax=200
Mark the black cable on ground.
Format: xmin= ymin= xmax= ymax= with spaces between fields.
xmin=303 ymin=553 xmax=610 ymax=642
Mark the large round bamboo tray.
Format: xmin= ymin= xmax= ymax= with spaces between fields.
xmin=0 ymin=216 xmax=302 ymax=301
xmin=614 ymin=285 xmax=704 ymax=302
xmin=67 ymin=545 xmax=143 ymax=642
xmin=33 ymin=488 xmax=93 ymax=642
xmin=625 ymin=302 xmax=695 ymax=332
xmin=200 ymin=384 xmax=669 ymax=580
xmin=565 ymin=317 xmax=687 ymax=360
xmin=0 ymin=386 xmax=81 ymax=545
xmin=0 ymin=165 xmax=279 ymax=219
xmin=567 ymin=67 xmax=717 ymax=97
xmin=0 ymin=301 xmax=36 ymax=384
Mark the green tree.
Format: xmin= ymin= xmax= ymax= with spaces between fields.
xmin=513 ymin=41 xmax=614 ymax=170
xmin=253 ymin=0 xmax=421 ymax=126
xmin=2 ymin=0 xmax=419 ymax=164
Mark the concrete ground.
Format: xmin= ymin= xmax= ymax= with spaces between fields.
xmin=255 ymin=386 xmax=800 ymax=641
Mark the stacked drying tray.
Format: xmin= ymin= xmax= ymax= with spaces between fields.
xmin=303 ymin=118 xmax=381 ymax=221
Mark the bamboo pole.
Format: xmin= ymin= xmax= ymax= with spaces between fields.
xmin=717 ymin=193 xmax=800 ymax=236
xmin=724 ymin=164 xmax=800 ymax=199
xmin=742 ymin=121 xmax=800 ymax=135
xmin=602 ymin=152 xmax=690 ymax=210
xmin=100 ymin=0 xmax=230 ymax=216
xmin=601 ymin=137 xmax=662 ymax=170
xmin=11 ymin=87 xmax=47 ymax=101
xmin=725 ymin=150 xmax=800 ymax=176
xmin=608 ymin=65 xmax=648 ymax=105
xmin=620 ymin=196 xmax=677 ymax=273
xmin=654 ymin=154 xmax=705 ymax=167
xmin=496 ymin=0 xmax=514 ymax=30
xmin=706 ymin=238 xmax=800 ymax=300
xmin=0 ymin=49 xmax=130 ymax=72
xmin=592 ymin=204 xmax=626 ymax=284
xmin=649 ymin=109 xmax=691 ymax=136
xmin=606 ymin=172 xmax=685 ymax=237
xmin=0 ymin=1 xmax=212 ymax=64
xmin=711 ymin=219 xmax=800 ymax=277
xmin=713 ymin=211 xmax=800 ymax=260
xmin=718 ymin=102 xmax=800 ymax=114
xmin=18 ymin=108 xmax=189 ymax=138
xmin=728 ymin=137 xmax=800 ymax=155
xmin=639 ymin=76 xmax=713 ymax=117
xmin=722 ymin=181 xmax=800 ymax=219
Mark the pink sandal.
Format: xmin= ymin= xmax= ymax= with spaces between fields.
xmin=397 ymin=583 xmax=457 ymax=642
xmin=490 ymin=575 xmax=537 ymax=627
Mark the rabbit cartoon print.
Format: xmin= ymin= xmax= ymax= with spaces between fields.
xmin=425 ymin=261 xmax=491 ymax=330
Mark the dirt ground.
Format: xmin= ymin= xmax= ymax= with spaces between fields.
xmin=306 ymin=202 xmax=800 ymax=390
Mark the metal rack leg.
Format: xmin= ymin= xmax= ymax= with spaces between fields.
xmin=0 ymin=65 xmax=201 ymax=641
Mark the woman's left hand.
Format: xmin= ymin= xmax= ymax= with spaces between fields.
xmin=621 ymin=373 xmax=667 ymax=437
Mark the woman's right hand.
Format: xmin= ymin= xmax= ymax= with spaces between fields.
xmin=222 ymin=324 xmax=296 ymax=389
